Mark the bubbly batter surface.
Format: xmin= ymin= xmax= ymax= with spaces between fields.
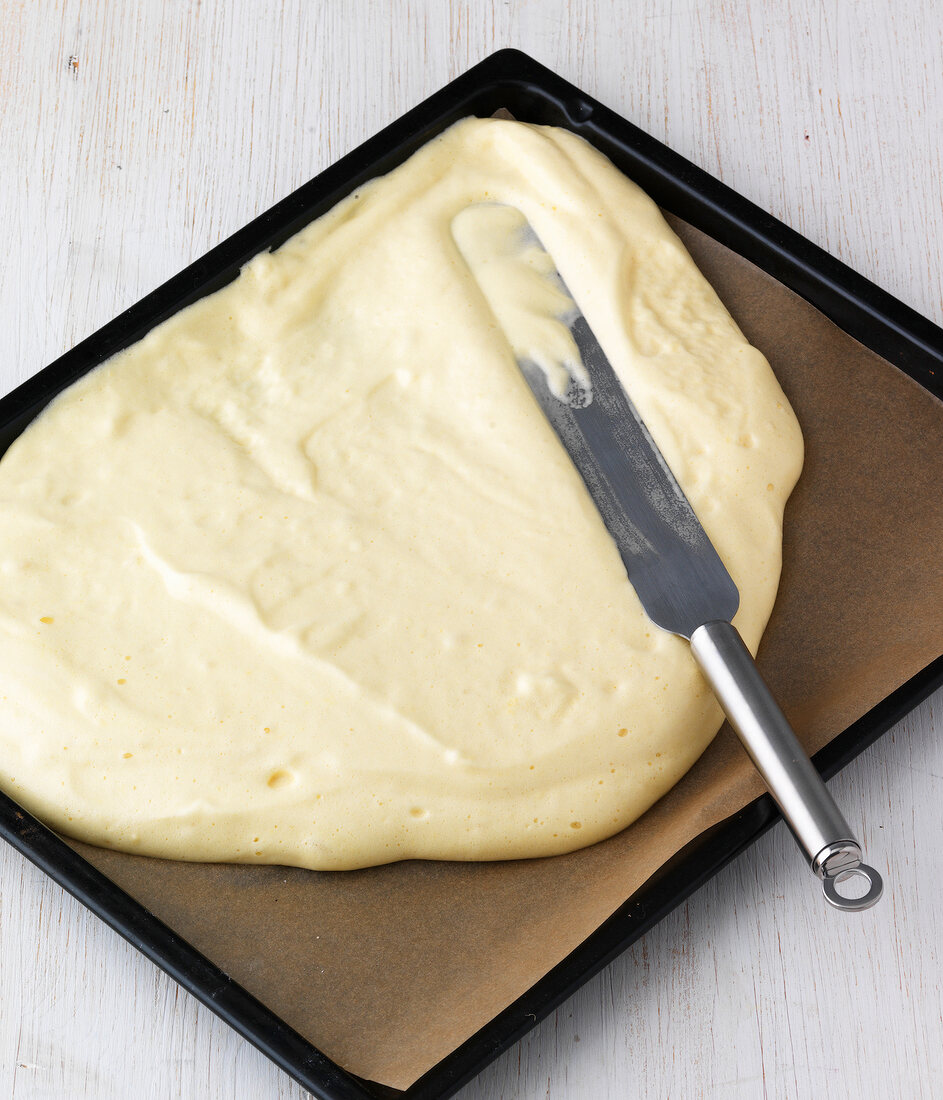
xmin=0 ymin=119 xmax=802 ymax=869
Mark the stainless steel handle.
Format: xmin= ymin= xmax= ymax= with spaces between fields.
xmin=689 ymin=620 xmax=883 ymax=912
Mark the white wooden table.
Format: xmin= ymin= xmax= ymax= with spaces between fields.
xmin=1 ymin=3 xmax=941 ymax=1097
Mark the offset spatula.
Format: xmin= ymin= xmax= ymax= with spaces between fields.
xmin=458 ymin=205 xmax=882 ymax=911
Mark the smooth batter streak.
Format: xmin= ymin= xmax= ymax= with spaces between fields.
xmin=0 ymin=119 xmax=803 ymax=869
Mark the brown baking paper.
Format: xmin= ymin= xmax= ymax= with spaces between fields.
xmin=66 ymin=218 xmax=943 ymax=1091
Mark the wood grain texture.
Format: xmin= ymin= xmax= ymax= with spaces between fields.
xmin=1 ymin=1 xmax=941 ymax=1097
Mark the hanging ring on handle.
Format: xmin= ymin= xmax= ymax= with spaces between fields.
xmin=813 ymin=842 xmax=883 ymax=911
xmin=822 ymin=863 xmax=884 ymax=911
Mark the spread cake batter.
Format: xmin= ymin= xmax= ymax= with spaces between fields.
xmin=0 ymin=118 xmax=803 ymax=869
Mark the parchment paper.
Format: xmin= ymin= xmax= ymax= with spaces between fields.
xmin=67 ymin=219 xmax=943 ymax=1091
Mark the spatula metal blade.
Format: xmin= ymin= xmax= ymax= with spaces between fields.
xmin=464 ymin=209 xmax=739 ymax=639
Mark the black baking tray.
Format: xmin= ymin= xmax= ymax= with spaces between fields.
xmin=1 ymin=49 xmax=941 ymax=1100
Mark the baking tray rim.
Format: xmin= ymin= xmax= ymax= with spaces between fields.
xmin=1 ymin=48 xmax=941 ymax=1100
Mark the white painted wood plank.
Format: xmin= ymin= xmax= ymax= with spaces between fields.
xmin=1 ymin=2 xmax=940 ymax=1098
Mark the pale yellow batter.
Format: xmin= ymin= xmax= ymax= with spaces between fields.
xmin=0 ymin=118 xmax=802 ymax=870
